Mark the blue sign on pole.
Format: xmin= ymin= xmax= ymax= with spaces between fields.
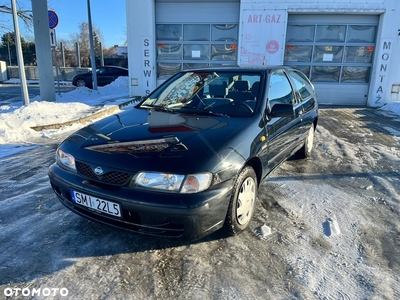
xmin=48 ymin=10 xmax=58 ymax=29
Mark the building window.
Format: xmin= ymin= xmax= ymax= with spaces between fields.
xmin=156 ymin=23 xmax=238 ymax=79
xmin=284 ymin=24 xmax=377 ymax=83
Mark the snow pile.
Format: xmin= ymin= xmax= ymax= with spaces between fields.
xmin=30 ymin=76 xmax=131 ymax=105
xmin=0 ymin=77 xmax=131 ymax=147
xmin=0 ymin=101 xmax=92 ymax=144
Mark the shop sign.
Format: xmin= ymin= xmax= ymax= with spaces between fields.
xmin=141 ymin=36 xmax=155 ymax=95
xmin=371 ymin=39 xmax=393 ymax=106
xmin=239 ymin=9 xmax=287 ymax=66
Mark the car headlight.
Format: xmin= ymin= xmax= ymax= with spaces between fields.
xmin=56 ymin=149 xmax=76 ymax=172
xmin=132 ymin=172 xmax=212 ymax=193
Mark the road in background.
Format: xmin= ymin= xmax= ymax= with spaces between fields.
xmin=0 ymin=84 xmax=76 ymax=106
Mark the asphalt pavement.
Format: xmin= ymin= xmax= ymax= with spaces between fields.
xmin=0 ymin=106 xmax=399 ymax=299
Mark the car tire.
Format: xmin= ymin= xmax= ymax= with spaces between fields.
xmin=224 ymin=166 xmax=257 ymax=236
xmin=297 ymin=124 xmax=315 ymax=159
xmin=76 ymin=78 xmax=86 ymax=87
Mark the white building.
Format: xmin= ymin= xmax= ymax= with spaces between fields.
xmin=125 ymin=0 xmax=400 ymax=107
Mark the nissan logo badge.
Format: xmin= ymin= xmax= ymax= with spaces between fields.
xmin=94 ymin=166 xmax=104 ymax=175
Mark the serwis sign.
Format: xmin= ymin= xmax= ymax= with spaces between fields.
xmin=141 ymin=36 xmax=155 ymax=95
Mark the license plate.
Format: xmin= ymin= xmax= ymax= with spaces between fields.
xmin=70 ymin=190 xmax=122 ymax=218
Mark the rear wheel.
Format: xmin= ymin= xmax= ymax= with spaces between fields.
xmin=224 ymin=166 xmax=257 ymax=236
xmin=76 ymin=78 xmax=86 ymax=87
xmin=297 ymin=124 xmax=315 ymax=159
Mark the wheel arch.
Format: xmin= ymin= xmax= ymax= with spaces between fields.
xmin=243 ymin=157 xmax=263 ymax=188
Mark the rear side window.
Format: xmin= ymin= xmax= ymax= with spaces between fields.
xmin=268 ymin=70 xmax=294 ymax=106
xmin=288 ymin=70 xmax=315 ymax=101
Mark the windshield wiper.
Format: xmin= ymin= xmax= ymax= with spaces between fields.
xmin=149 ymin=105 xmax=177 ymax=113
xmin=179 ymin=106 xmax=230 ymax=118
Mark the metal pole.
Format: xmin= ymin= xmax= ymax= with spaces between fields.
xmin=7 ymin=42 xmax=12 ymax=66
xmin=87 ymin=0 xmax=97 ymax=90
xmin=11 ymin=0 xmax=29 ymax=105
xmin=31 ymin=0 xmax=56 ymax=101
xmin=52 ymin=46 xmax=61 ymax=95
xmin=75 ymin=42 xmax=81 ymax=67
xmin=60 ymin=42 xmax=65 ymax=67
xmin=100 ymin=42 xmax=104 ymax=66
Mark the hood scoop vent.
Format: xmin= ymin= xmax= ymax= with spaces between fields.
xmin=85 ymin=137 xmax=179 ymax=154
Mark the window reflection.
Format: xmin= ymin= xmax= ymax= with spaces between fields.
xmin=183 ymin=63 xmax=209 ymax=70
xmin=284 ymin=45 xmax=312 ymax=62
xmin=211 ymin=24 xmax=238 ymax=41
xmin=269 ymin=71 xmax=295 ymax=105
xmin=313 ymin=46 xmax=343 ymax=63
xmin=183 ymin=24 xmax=210 ymax=41
xmin=316 ymin=25 xmax=346 ymax=42
xmin=291 ymin=66 xmax=311 ymax=78
xmin=311 ymin=66 xmax=340 ymax=82
xmin=212 ymin=43 xmax=237 ymax=61
xmin=284 ymin=22 xmax=376 ymax=84
xmin=183 ymin=45 xmax=210 ymax=60
xmin=156 ymin=24 xmax=182 ymax=41
xmin=347 ymin=26 xmax=376 ymax=43
xmin=342 ymin=67 xmax=370 ymax=83
xmin=286 ymin=25 xmax=315 ymax=42
xmin=345 ymin=46 xmax=374 ymax=63
xmin=157 ymin=63 xmax=181 ymax=79
xmin=157 ymin=44 xmax=182 ymax=60
xmin=156 ymin=23 xmax=238 ymax=79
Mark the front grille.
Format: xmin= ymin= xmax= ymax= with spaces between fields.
xmin=76 ymin=161 xmax=132 ymax=186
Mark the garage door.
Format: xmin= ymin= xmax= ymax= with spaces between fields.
xmin=155 ymin=1 xmax=240 ymax=81
xmin=284 ymin=14 xmax=379 ymax=106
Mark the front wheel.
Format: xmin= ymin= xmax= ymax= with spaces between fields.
xmin=224 ymin=166 xmax=257 ymax=236
xmin=75 ymin=78 xmax=86 ymax=87
xmin=297 ymin=124 xmax=315 ymax=159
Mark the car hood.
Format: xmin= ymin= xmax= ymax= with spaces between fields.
xmin=61 ymin=107 xmax=252 ymax=173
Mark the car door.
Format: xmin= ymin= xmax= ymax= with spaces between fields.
xmin=96 ymin=67 xmax=114 ymax=86
xmin=264 ymin=70 xmax=303 ymax=173
xmin=286 ymin=69 xmax=317 ymax=140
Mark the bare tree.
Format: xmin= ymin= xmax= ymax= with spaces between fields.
xmin=70 ymin=21 xmax=103 ymax=67
xmin=0 ymin=2 xmax=33 ymax=30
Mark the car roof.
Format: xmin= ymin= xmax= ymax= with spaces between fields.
xmin=101 ymin=65 xmax=128 ymax=70
xmin=179 ymin=65 xmax=293 ymax=73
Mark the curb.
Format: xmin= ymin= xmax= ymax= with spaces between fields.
xmin=30 ymin=97 xmax=141 ymax=132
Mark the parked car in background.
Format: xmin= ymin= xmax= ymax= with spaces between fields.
xmin=72 ymin=66 xmax=128 ymax=88
xmin=49 ymin=66 xmax=318 ymax=241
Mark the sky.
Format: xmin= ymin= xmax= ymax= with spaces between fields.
xmin=0 ymin=0 xmax=127 ymax=48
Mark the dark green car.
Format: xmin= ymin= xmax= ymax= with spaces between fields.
xmin=49 ymin=66 xmax=318 ymax=240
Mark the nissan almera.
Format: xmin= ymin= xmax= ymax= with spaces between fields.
xmin=48 ymin=66 xmax=318 ymax=240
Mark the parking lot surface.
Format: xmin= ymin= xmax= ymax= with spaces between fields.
xmin=1 ymin=107 xmax=399 ymax=299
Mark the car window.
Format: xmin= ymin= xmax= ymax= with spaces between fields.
xmin=96 ymin=68 xmax=107 ymax=74
xmin=288 ymin=70 xmax=315 ymax=101
xmin=268 ymin=70 xmax=294 ymax=107
xmin=140 ymin=71 xmax=262 ymax=117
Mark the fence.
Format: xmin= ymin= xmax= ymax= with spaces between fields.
xmin=6 ymin=66 xmax=92 ymax=82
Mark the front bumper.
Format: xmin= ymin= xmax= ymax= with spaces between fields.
xmin=48 ymin=163 xmax=233 ymax=241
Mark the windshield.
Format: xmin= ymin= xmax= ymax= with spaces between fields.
xmin=140 ymin=71 xmax=262 ymax=117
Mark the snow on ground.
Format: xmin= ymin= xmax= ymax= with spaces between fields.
xmin=0 ymin=77 xmax=133 ymax=156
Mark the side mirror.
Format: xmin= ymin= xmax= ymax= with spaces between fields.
xmin=270 ymin=103 xmax=295 ymax=117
